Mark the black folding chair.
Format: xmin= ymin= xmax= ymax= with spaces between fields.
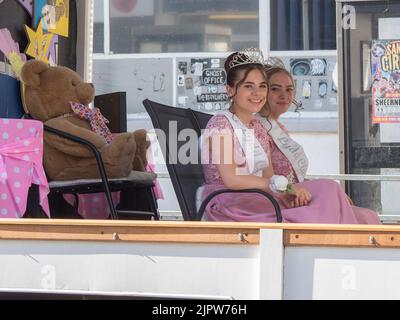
xmin=143 ymin=99 xmax=282 ymax=222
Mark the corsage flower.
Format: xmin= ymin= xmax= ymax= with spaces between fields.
xmin=269 ymin=175 xmax=292 ymax=193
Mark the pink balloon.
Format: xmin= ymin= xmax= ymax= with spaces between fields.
xmin=111 ymin=0 xmax=138 ymax=13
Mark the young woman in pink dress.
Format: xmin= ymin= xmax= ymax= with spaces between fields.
xmin=201 ymin=49 xmax=314 ymax=223
xmin=254 ymin=61 xmax=381 ymax=224
xmin=200 ymin=49 xmax=381 ymax=224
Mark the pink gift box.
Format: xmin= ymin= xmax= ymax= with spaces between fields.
xmin=0 ymin=119 xmax=49 ymax=218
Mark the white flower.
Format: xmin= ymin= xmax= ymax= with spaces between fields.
xmin=270 ymin=175 xmax=289 ymax=192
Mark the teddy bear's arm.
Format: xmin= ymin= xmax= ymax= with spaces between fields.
xmin=132 ymin=129 xmax=151 ymax=171
xmin=45 ymin=118 xmax=108 ymax=158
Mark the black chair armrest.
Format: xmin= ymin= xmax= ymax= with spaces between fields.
xmin=44 ymin=125 xmax=118 ymax=219
xmin=196 ymin=188 xmax=282 ymax=222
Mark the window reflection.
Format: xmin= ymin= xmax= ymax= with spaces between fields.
xmin=270 ymin=0 xmax=336 ymax=50
xmin=93 ymin=0 xmax=104 ymax=53
xmin=106 ymin=0 xmax=259 ymax=53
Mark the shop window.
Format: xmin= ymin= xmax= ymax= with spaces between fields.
xmin=93 ymin=0 xmax=105 ymax=54
xmin=105 ymin=0 xmax=259 ymax=53
xmin=270 ymin=0 xmax=336 ymax=51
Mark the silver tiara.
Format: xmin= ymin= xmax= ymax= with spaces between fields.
xmin=264 ymin=56 xmax=286 ymax=70
xmin=228 ymin=47 xmax=265 ymax=69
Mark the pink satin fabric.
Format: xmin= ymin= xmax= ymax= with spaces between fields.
xmin=0 ymin=119 xmax=49 ymax=218
xmin=63 ymin=192 xmax=120 ymax=220
xmin=202 ymin=180 xmax=380 ymax=224
xmin=201 ymin=114 xmax=381 ymax=225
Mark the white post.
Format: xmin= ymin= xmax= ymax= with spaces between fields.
xmin=260 ymin=0 xmax=270 ymax=56
xmin=258 ymin=228 xmax=284 ymax=300
xmin=85 ymin=0 xmax=94 ymax=83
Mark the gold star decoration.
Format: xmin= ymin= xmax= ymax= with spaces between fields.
xmin=24 ymin=20 xmax=54 ymax=64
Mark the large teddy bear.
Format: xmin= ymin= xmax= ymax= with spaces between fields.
xmin=20 ymin=60 xmax=149 ymax=181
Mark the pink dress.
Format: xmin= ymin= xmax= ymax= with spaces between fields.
xmin=201 ymin=115 xmax=381 ymax=224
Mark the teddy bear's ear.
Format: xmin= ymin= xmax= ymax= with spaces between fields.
xmin=20 ymin=60 xmax=49 ymax=88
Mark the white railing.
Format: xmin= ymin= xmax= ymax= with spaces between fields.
xmin=306 ymin=174 xmax=400 ymax=181
xmin=157 ymin=172 xmax=400 ymax=181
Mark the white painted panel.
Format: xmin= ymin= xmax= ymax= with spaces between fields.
xmin=0 ymin=241 xmax=259 ymax=299
xmin=381 ymin=168 xmax=400 ymax=216
xmin=286 ymin=133 xmax=339 ymax=175
xmin=284 ymin=247 xmax=400 ymax=300
xmin=93 ymin=58 xmax=173 ymax=114
xmin=258 ymin=229 xmax=283 ymax=300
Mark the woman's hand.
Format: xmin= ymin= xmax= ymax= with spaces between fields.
xmin=276 ymin=192 xmax=295 ymax=209
xmin=278 ymin=184 xmax=312 ymax=208
xmin=290 ymin=185 xmax=312 ymax=207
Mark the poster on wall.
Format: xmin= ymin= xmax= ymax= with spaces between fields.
xmin=34 ymin=0 xmax=69 ymax=37
xmin=285 ymin=56 xmax=338 ymax=112
xmin=24 ymin=20 xmax=54 ymax=63
xmin=176 ymin=57 xmax=229 ymax=112
xmin=175 ymin=55 xmax=337 ymax=113
xmin=371 ymin=39 xmax=400 ymax=123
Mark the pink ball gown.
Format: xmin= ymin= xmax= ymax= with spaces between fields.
xmin=201 ymin=115 xmax=381 ymax=224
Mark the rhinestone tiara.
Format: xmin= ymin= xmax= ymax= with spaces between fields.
xmin=228 ymin=47 xmax=265 ymax=70
xmin=264 ymin=56 xmax=286 ymax=70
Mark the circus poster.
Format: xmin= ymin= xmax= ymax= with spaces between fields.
xmin=371 ymin=39 xmax=400 ymax=123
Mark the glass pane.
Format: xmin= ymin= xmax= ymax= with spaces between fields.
xmin=343 ymin=1 xmax=400 ymax=218
xmin=270 ymin=0 xmax=336 ymax=50
xmin=93 ymin=0 xmax=105 ymax=53
xmin=109 ymin=0 xmax=259 ymax=53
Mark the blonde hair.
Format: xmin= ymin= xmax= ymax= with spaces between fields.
xmin=260 ymin=67 xmax=299 ymax=118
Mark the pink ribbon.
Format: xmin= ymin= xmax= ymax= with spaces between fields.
xmin=70 ymin=102 xmax=113 ymax=144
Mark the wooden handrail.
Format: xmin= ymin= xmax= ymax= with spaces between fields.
xmin=0 ymin=220 xmax=398 ymax=247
